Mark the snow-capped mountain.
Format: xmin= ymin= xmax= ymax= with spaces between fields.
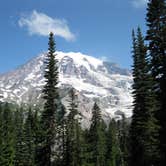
xmin=0 ymin=51 xmax=133 ymax=124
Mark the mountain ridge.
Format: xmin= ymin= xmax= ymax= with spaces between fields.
xmin=0 ymin=51 xmax=133 ymax=123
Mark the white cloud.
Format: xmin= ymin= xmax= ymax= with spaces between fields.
xmin=18 ymin=10 xmax=76 ymax=41
xmin=132 ymin=0 xmax=148 ymax=8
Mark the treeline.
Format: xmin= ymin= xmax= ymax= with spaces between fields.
xmin=0 ymin=101 xmax=129 ymax=166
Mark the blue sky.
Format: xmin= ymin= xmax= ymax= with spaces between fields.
xmin=0 ymin=0 xmax=148 ymax=73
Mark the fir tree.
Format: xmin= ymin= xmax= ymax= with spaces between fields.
xmin=146 ymin=0 xmax=166 ymax=164
xmin=130 ymin=28 xmax=160 ymax=166
xmin=118 ymin=115 xmax=129 ymax=166
xmin=80 ymin=129 xmax=90 ymax=166
xmin=0 ymin=104 xmax=3 ymax=164
xmin=106 ymin=119 xmax=120 ymax=166
xmin=65 ymin=88 xmax=82 ymax=166
xmin=23 ymin=108 xmax=35 ymax=166
xmin=130 ymin=29 xmax=144 ymax=166
xmin=13 ymin=108 xmax=25 ymax=166
xmin=39 ymin=32 xmax=59 ymax=166
xmin=89 ymin=102 xmax=106 ymax=166
xmin=1 ymin=103 xmax=15 ymax=166
xmin=33 ymin=109 xmax=43 ymax=166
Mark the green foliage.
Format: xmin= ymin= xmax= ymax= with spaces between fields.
xmin=0 ymin=104 xmax=3 ymax=163
xmin=117 ymin=116 xmax=129 ymax=166
xmin=64 ymin=88 xmax=83 ymax=166
xmin=39 ymin=32 xmax=59 ymax=166
xmin=22 ymin=108 xmax=35 ymax=166
xmin=33 ymin=109 xmax=41 ymax=166
xmin=106 ymin=120 xmax=119 ymax=166
xmin=0 ymin=103 xmax=15 ymax=166
xmin=89 ymin=102 xmax=106 ymax=166
xmin=130 ymin=28 xmax=160 ymax=166
xmin=146 ymin=0 xmax=166 ymax=165
xmin=13 ymin=108 xmax=25 ymax=166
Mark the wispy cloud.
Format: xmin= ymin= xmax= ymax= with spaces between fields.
xmin=18 ymin=10 xmax=76 ymax=41
xmin=131 ymin=0 xmax=148 ymax=8
xmin=99 ymin=56 xmax=109 ymax=62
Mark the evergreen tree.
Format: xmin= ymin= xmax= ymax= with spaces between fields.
xmin=39 ymin=32 xmax=59 ymax=166
xmin=130 ymin=28 xmax=160 ymax=166
xmin=89 ymin=102 xmax=106 ymax=166
xmin=146 ymin=0 xmax=166 ymax=164
xmin=33 ymin=109 xmax=43 ymax=166
xmin=106 ymin=119 xmax=120 ymax=166
xmin=0 ymin=104 xmax=3 ymax=164
xmin=1 ymin=103 xmax=15 ymax=166
xmin=118 ymin=115 xmax=129 ymax=166
xmin=80 ymin=129 xmax=91 ymax=166
xmin=13 ymin=108 xmax=25 ymax=166
xmin=22 ymin=108 xmax=35 ymax=166
xmin=65 ymin=88 xmax=82 ymax=166
xmin=130 ymin=29 xmax=144 ymax=166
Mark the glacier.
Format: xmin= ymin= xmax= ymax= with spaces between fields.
xmin=0 ymin=51 xmax=133 ymax=125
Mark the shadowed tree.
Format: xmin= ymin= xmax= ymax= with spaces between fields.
xmin=146 ymin=1 xmax=166 ymax=165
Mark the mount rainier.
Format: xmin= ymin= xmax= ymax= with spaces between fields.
xmin=0 ymin=51 xmax=133 ymax=124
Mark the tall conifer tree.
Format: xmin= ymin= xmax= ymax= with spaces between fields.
xmin=14 ymin=108 xmax=25 ymax=166
xmin=146 ymin=1 xmax=166 ymax=164
xmin=130 ymin=28 xmax=160 ymax=166
xmin=65 ymin=88 xmax=82 ymax=166
xmin=39 ymin=32 xmax=59 ymax=166
xmin=23 ymin=108 xmax=35 ymax=166
xmin=34 ymin=109 xmax=43 ymax=166
xmin=106 ymin=119 xmax=120 ymax=166
xmin=118 ymin=115 xmax=129 ymax=166
xmin=0 ymin=104 xmax=3 ymax=164
xmin=89 ymin=102 xmax=106 ymax=166
xmin=1 ymin=103 xmax=15 ymax=166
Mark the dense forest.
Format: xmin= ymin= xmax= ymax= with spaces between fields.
xmin=0 ymin=0 xmax=166 ymax=166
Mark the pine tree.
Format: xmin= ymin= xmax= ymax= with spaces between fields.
xmin=106 ymin=119 xmax=120 ymax=166
xmin=33 ymin=109 xmax=43 ymax=166
xmin=146 ymin=1 xmax=166 ymax=164
xmin=130 ymin=29 xmax=143 ymax=166
xmin=118 ymin=115 xmax=129 ymax=166
xmin=22 ymin=108 xmax=35 ymax=166
xmin=1 ymin=103 xmax=15 ymax=166
xmin=39 ymin=32 xmax=59 ymax=166
xmin=0 ymin=104 xmax=3 ymax=164
xmin=80 ymin=129 xmax=90 ymax=166
xmin=89 ymin=102 xmax=106 ymax=166
xmin=130 ymin=28 xmax=160 ymax=166
xmin=13 ymin=108 xmax=25 ymax=166
xmin=65 ymin=88 xmax=82 ymax=166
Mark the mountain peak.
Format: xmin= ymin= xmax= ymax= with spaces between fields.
xmin=0 ymin=51 xmax=133 ymax=121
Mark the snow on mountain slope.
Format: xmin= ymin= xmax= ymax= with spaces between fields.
xmin=0 ymin=51 xmax=133 ymax=122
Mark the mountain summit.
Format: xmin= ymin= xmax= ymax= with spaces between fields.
xmin=0 ymin=51 xmax=133 ymax=122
